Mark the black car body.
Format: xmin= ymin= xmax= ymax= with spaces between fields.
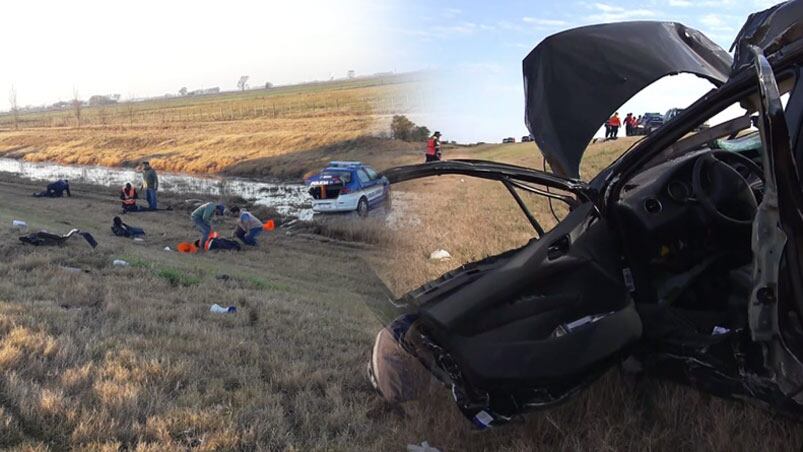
xmin=373 ymin=1 xmax=803 ymax=428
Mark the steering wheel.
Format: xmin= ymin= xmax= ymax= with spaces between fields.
xmin=691 ymin=150 xmax=764 ymax=226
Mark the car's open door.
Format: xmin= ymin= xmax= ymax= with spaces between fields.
xmin=749 ymin=47 xmax=803 ymax=408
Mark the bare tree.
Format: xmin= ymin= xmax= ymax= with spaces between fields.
xmin=264 ymin=82 xmax=273 ymax=89
xmin=179 ymin=87 xmax=188 ymax=96
xmin=72 ymin=88 xmax=82 ymax=128
xmin=237 ymin=75 xmax=249 ymax=91
xmin=8 ymin=85 xmax=18 ymax=130
xmin=126 ymin=93 xmax=136 ymax=126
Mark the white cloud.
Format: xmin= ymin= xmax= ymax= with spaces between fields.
xmin=522 ymin=16 xmax=569 ymax=27
xmin=444 ymin=22 xmax=478 ymax=35
xmin=701 ymin=14 xmax=724 ymax=27
xmin=593 ymin=3 xmax=622 ymax=13
xmin=752 ymin=0 xmax=780 ymax=7
xmin=667 ymin=0 xmax=743 ymax=7
xmin=700 ymin=13 xmax=736 ymax=33
xmin=443 ymin=8 xmax=462 ymax=19
xmin=585 ymin=3 xmax=658 ymax=22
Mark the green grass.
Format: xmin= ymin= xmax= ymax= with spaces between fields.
xmin=155 ymin=267 xmax=202 ymax=287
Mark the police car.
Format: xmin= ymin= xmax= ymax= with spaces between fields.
xmin=306 ymin=161 xmax=390 ymax=216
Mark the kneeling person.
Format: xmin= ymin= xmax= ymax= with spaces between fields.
xmin=120 ymin=183 xmax=141 ymax=212
xmin=230 ymin=206 xmax=263 ymax=246
xmin=34 ymin=179 xmax=71 ymax=198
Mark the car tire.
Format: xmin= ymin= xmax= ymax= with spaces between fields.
xmin=357 ymin=197 xmax=369 ymax=217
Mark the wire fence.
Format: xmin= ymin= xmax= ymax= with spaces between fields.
xmin=0 ymin=92 xmax=425 ymax=130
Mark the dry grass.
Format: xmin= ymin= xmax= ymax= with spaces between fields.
xmin=0 ymin=136 xmax=798 ymax=450
xmin=0 ymin=77 xmax=421 ymax=179
xmin=369 ymin=137 xmax=803 ymax=450
xmin=0 ymin=175 xmax=395 ymax=450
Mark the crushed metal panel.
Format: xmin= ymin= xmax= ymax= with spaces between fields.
xmin=523 ymin=21 xmax=732 ymax=179
xmin=731 ymin=0 xmax=803 ymax=75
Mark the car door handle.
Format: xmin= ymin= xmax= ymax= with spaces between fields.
xmin=547 ymin=235 xmax=570 ymax=260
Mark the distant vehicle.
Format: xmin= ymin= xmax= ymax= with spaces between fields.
xmin=306 ymin=161 xmax=389 ymax=216
xmin=522 ymin=135 xmax=533 ymax=142
xmin=634 ymin=112 xmax=665 ymax=135
xmin=664 ymin=108 xmax=684 ymax=123
xmin=666 ymin=107 xmax=711 ymax=131
xmin=502 ymin=137 xmax=516 ymax=143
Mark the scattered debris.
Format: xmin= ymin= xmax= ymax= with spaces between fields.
xmin=429 ymin=249 xmax=451 ymax=260
xmin=210 ymin=304 xmax=237 ymax=314
xmin=406 ymin=442 xmax=440 ymax=452
xmin=112 ymin=259 xmax=129 ymax=267
xmin=712 ymin=326 xmax=731 ymax=335
xmin=20 ymin=229 xmax=98 ymax=248
xmin=12 ymin=220 xmax=27 ymax=232
xmin=60 ymin=266 xmax=83 ymax=273
xmin=163 ymin=246 xmax=172 ymax=252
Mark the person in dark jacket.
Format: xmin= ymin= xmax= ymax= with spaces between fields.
xmin=139 ymin=161 xmax=159 ymax=210
xmin=111 ymin=216 xmax=145 ymax=238
xmin=33 ymin=179 xmax=71 ymax=198
xmin=194 ymin=236 xmax=241 ymax=251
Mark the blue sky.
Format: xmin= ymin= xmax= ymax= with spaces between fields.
xmin=398 ymin=0 xmax=783 ymax=143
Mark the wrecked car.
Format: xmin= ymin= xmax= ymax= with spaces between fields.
xmin=370 ymin=1 xmax=803 ymax=428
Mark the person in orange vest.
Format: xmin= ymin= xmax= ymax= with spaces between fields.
xmin=425 ymin=131 xmax=442 ymax=162
xmin=120 ymin=182 xmax=141 ymax=212
xmin=624 ymin=113 xmax=635 ymax=136
xmin=606 ymin=112 xmax=622 ymax=139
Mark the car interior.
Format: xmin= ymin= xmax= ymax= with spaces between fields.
xmin=389 ymin=64 xmax=803 ymax=421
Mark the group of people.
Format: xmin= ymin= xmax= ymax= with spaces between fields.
xmin=120 ymin=161 xmax=159 ymax=212
xmin=605 ymin=112 xmax=641 ymax=139
xmin=187 ymin=203 xmax=265 ymax=251
xmin=34 ymin=160 xmax=268 ymax=251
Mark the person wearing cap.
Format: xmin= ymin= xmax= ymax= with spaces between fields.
xmin=229 ymin=206 xmax=263 ymax=246
xmin=139 ymin=161 xmax=159 ymax=210
xmin=425 ymin=131 xmax=442 ymax=162
xmin=190 ymin=202 xmax=225 ymax=252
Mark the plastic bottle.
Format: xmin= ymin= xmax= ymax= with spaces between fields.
xmin=210 ymin=304 xmax=237 ymax=313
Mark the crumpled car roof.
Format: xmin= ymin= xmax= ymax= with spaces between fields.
xmin=523 ymin=21 xmax=733 ymax=179
xmin=730 ymin=0 xmax=803 ymax=75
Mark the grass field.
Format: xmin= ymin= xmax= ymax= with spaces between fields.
xmin=0 ymin=136 xmax=799 ymax=450
xmin=0 ymin=75 xmax=423 ymax=179
xmin=365 ymin=137 xmax=803 ymax=451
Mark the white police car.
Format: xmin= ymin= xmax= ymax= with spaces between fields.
xmin=306 ymin=161 xmax=390 ymax=216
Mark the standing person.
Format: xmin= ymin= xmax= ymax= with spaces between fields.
xmin=607 ymin=112 xmax=621 ymax=139
xmin=120 ymin=182 xmax=140 ymax=212
xmin=230 ymin=206 xmax=264 ymax=246
xmin=140 ymin=161 xmax=159 ymax=210
xmin=33 ymin=179 xmax=71 ymax=198
xmin=624 ymin=113 xmax=634 ymax=136
xmin=425 ymin=131 xmax=442 ymax=162
xmin=191 ymin=202 xmax=225 ymax=252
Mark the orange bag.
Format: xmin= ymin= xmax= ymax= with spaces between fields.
xmin=177 ymin=242 xmax=198 ymax=253
xmin=263 ymin=219 xmax=275 ymax=231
